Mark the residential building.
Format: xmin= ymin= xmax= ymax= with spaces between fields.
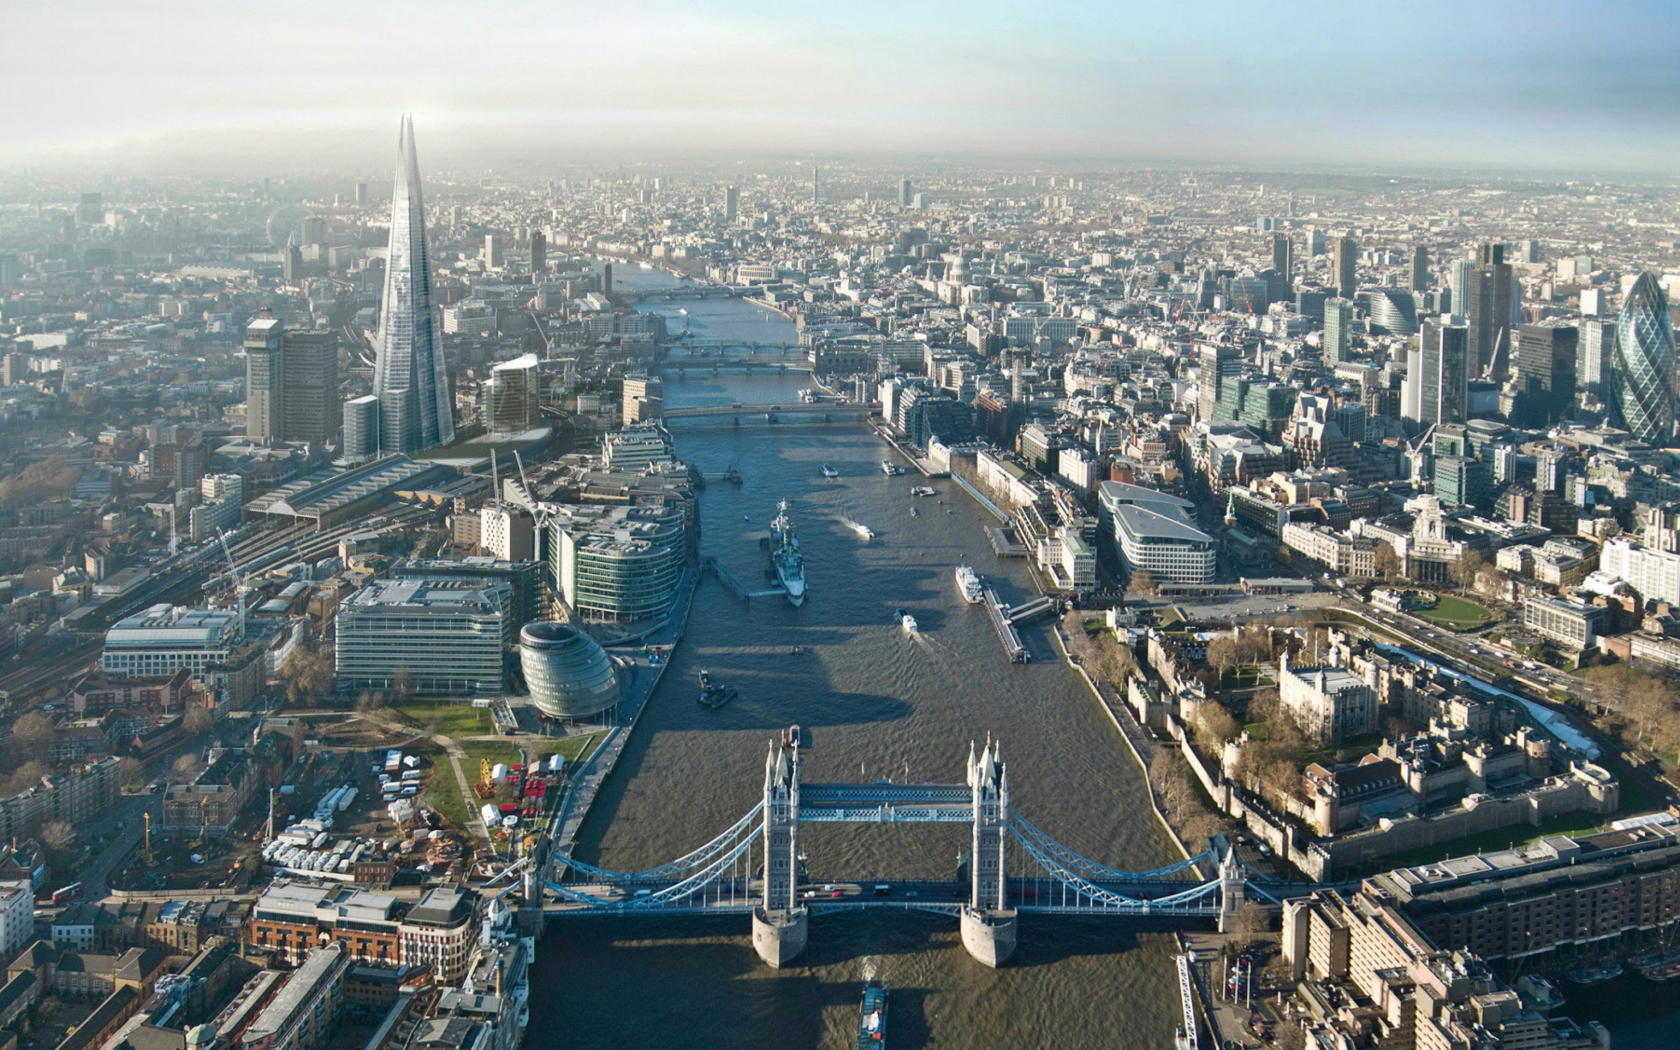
xmin=280 ymin=330 xmax=341 ymax=446
xmin=249 ymin=884 xmax=401 ymax=967
xmin=1282 ymin=889 xmax=1608 ymax=1050
xmin=483 ymin=355 xmax=540 ymax=436
xmin=241 ymin=944 xmax=351 ymax=1050
xmin=397 ymin=888 xmax=477 ymax=984
xmin=478 ymin=506 xmax=534 ymax=562
xmin=244 ymin=318 xmax=284 ymax=444
xmin=0 ymin=757 xmax=120 ymax=844
xmin=0 ymin=881 xmax=32 ymax=956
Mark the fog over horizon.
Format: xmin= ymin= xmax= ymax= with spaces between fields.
xmin=5 ymin=0 xmax=1679 ymax=177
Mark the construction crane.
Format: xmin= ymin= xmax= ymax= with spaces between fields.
xmin=215 ymin=528 xmax=251 ymax=642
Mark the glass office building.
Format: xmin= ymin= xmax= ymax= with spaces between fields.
xmin=373 ymin=117 xmax=454 ymax=454
xmin=1610 ymin=272 xmax=1675 ymax=447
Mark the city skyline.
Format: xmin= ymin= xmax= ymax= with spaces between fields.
xmin=4 ymin=1 xmax=1680 ymax=174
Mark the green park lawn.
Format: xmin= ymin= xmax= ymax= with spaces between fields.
xmin=1415 ymin=593 xmax=1493 ymax=630
xmin=388 ymin=698 xmax=495 ymax=739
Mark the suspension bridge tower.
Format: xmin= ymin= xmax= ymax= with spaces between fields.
xmin=752 ymin=737 xmax=808 ymax=967
xmin=961 ymin=739 xmax=1018 ymax=967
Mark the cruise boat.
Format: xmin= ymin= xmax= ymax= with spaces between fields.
xmin=881 ymin=460 xmax=906 ymax=476
xmin=822 ymin=464 xmax=840 ymax=478
xmin=895 ymin=608 xmax=918 ymax=634
xmin=955 ymin=565 xmax=983 ymax=604
xmin=771 ymin=500 xmax=807 ymax=607
xmin=850 ymin=522 xmax=875 ymax=539
xmin=855 ymin=981 xmax=887 ymax=1048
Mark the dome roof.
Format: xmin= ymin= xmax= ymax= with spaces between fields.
xmin=520 ymin=622 xmax=619 ymax=720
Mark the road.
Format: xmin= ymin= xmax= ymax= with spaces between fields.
xmin=78 ymin=790 xmax=161 ymax=900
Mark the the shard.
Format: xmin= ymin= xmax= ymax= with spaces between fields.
xmin=373 ymin=116 xmax=454 ymax=454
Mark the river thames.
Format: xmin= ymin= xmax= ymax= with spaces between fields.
xmin=526 ymin=268 xmax=1187 ymax=1048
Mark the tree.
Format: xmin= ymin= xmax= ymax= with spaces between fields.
xmin=117 ymin=756 xmax=146 ymax=789
xmin=355 ymin=690 xmax=386 ymax=714
xmin=1237 ymin=900 xmax=1270 ymax=945
xmin=393 ymin=668 xmax=417 ymax=705
xmin=1206 ymin=636 xmax=1241 ymax=679
xmin=1450 ymin=550 xmax=1485 ymax=595
xmin=1275 ymin=1022 xmax=1307 ymax=1050
xmin=182 ymin=706 xmax=214 ymax=736
xmin=1193 ymin=705 xmax=1240 ymax=746
xmin=1126 ymin=568 xmax=1160 ymax=596
xmin=280 ymin=647 xmax=336 ymax=706
xmin=39 ymin=820 xmax=75 ymax=852
xmin=172 ymin=753 xmax=203 ymax=780
xmin=5 ymin=760 xmax=47 ymax=795
xmin=11 ymin=712 xmax=52 ymax=747
xmin=1248 ymin=687 xmax=1280 ymax=723
xmin=1372 ymin=542 xmax=1401 ymax=581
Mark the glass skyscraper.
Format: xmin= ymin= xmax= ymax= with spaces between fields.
xmin=1610 ymin=272 xmax=1675 ymax=447
xmin=373 ymin=117 xmax=454 ymax=455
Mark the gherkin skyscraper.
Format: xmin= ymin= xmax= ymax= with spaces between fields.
xmin=373 ymin=117 xmax=454 ymax=454
xmin=1609 ymin=272 xmax=1675 ymax=447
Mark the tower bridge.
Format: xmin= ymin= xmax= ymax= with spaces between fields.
xmin=544 ymin=737 xmax=1251 ymax=968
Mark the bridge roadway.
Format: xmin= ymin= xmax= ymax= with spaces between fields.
xmin=798 ymin=781 xmax=972 ymax=822
xmin=662 ymin=400 xmax=879 ymax=420
xmin=545 ymin=875 xmax=1222 ymax=919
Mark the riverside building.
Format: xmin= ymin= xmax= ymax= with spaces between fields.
xmin=1096 ymin=481 xmax=1216 ymax=584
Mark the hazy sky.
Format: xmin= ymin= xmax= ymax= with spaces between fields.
xmin=5 ymin=0 xmax=1679 ymax=173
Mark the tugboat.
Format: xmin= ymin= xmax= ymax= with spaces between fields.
xmin=697 ymin=669 xmax=737 ymax=710
xmin=855 ymin=981 xmax=887 ymax=1048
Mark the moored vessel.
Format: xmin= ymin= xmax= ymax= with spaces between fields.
xmin=881 ymin=460 xmax=905 ymax=476
xmin=955 ymin=565 xmax=983 ymax=604
xmin=771 ymin=499 xmax=807 ymax=606
xmin=855 ymin=981 xmax=887 ymax=1048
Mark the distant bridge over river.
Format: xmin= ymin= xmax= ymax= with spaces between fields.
xmin=661 ymin=401 xmax=878 ymax=422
